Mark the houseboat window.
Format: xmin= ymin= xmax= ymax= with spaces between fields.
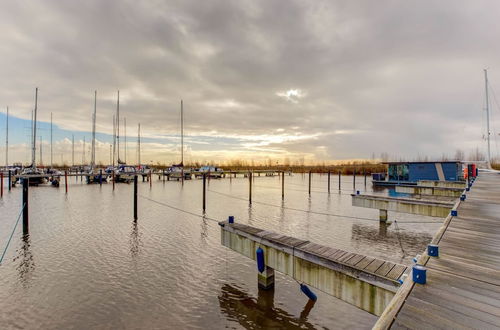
xmin=388 ymin=164 xmax=409 ymax=181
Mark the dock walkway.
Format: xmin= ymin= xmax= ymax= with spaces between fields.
xmin=375 ymin=172 xmax=500 ymax=329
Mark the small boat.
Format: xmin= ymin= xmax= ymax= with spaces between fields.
xmin=167 ymin=164 xmax=191 ymax=180
xmin=115 ymin=165 xmax=137 ymax=183
xmin=194 ymin=166 xmax=224 ymax=178
xmin=46 ymin=168 xmax=61 ymax=187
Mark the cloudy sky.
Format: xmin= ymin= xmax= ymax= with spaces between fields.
xmin=1 ymin=0 xmax=500 ymax=165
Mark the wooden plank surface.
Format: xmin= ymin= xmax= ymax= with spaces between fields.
xmin=390 ymin=172 xmax=500 ymax=329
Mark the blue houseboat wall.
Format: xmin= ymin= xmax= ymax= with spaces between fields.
xmin=385 ymin=161 xmax=461 ymax=184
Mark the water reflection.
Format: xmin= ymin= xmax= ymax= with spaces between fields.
xmin=129 ymin=222 xmax=142 ymax=257
xmin=13 ymin=234 xmax=35 ymax=287
xmin=218 ymin=284 xmax=316 ymax=330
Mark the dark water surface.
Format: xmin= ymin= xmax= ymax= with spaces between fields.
xmin=0 ymin=174 xmax=440 ymax=329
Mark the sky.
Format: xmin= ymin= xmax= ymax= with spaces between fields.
xmin=1 ymin=0 xmax=500 ymax=166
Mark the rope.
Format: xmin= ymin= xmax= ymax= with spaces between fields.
xmin=393 ymin=220 xmax=407 ymax=257
xmin=208 ymin=189 xmax=440 ymax=224
xmin=138 ymin=195 xmax=220 ymax=224
xmin=0 ymin=203 xmax=26 ymax=265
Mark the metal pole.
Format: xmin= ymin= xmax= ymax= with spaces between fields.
xmin=364 ymin=169 xmax=367 ymax=186
xmin=249 ymin=171 xmax=252 ymax=204
xmin=8 ymin=170 xmax=11 ymax=191
xmin=203 ymin=173 xmax=206 ymax=212
xmin=99 ymin=169 xmax=102 ymax=186
xmin=134 ymin=175 xmax=138 ymax=221
xmin=485 ymin=69 xmax=491 ymax=165
xmin=65 ymin=171 xmax=68 ymax=193
xmin=149 ymin=172 xmax=152 ymax=188
xmin=112 ymin=171 xmax=115 ymax=190
xmin=1 ymin=172 xmax=3 ymax=197
xmin=328 ymin=171 xmax=330 ymax=194
xmin=281 ymin=171 xmax=284 ymax=200
xmin=308 ymin=171 xmax=312 ymax=195
xmin=353 ymin=169 xmax=356 ymax=190
xmin=23 ymin=179 xmax=29 ymax=234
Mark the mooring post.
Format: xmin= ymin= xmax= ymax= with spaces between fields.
xmin=281 ymin=171 xmax=285 ymax=200
xmin=308 ymin=171 xmax=312 ymax=195
xmin=379 ymin=209 xmax=388 ymax=222
xmin=8 ymin=170 xmax=11 ymax=191
xmin=364 ymin=169 xmax=367 ymax=186
xmin=203 ymin=173 xmax=207 ymax=212
xmin=22 ymin=179 xmax=29 ymax=234
xmin=338 ymin=171 xmax=341 ymax=191
xmin=149 ymin=172 xmax=152 ymax=188
xmin=249 ymin=171 xmax=252 ymax=204
xmin=1 ymin=172 xmax=3 ymax=198
xmin=134 ymin=175 xmax=138 ymax=221
xmin=112 ymin=171 xmax=115 ymax=190
xmin=353 ymin=169 xmax=356 ymax=190
xmin=327 ymin=171 xmax=330 ymax=194
xmin=163 ymin=169 xmax=165 ymax=183
xmin=65 ymin=171 xmax=68 ymax=193
xmin=99 ymin=169 xmax=103 ymax=186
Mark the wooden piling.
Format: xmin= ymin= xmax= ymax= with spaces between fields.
xmin=8 ymin=170 xmax=11 ymax=191
xmin=308 ymin=171 xmax=312 ymax=195
xmin=65 ymin=171 xmax=68 ymax=193
xmin=163 ymin=169 xmax=165 ymax=183
xmin=1 ymin=172 xmax=3 ymax=197
xmin=328 ymin=171 xmax=330 ymax=194
xmin=203 ymin=173 xmax=207 ymax=212
xmin=364 ymin=169 xmax=367 ymax=186
xmin=112 ymin=171 xmax=115 ymax=190
xmin=149 ymin=172 xmax=152 ymax=188
xmin=249 ymin=171 xmax=252 ymax=204
xmin=353 ymin=169 xmax=356 ymax=190
xmin=99 ymin=169 xmax=103 ymax=186
xmin=22 ymin=179 xmax=29 ymax=234
xmin=134 ymin=175 xmax=138 ymax=221
xmin=281 ymin=171 xmax=285 ymax=200
xmin=338 ymin=171 xmax=341 ymax=191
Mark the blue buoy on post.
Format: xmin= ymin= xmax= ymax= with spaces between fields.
xmin=228 ymin=216 xmax=234 ymax=224
xmin=256 ymin=247 xmax=265 ymax=273
xmin=428 ymin=244 xmax=439 ymax=257
xmin=412 ymin=265 xmax=427 ymax=284
xmin=451 ymin=210 xmax=458 ymax=217
xmin=356 ymin=190 xmax=360 ymax=195
xmin=300 ymin=284 xmax=318 ymax=301
xmin=460 ymin=194 xmax=466 ymax=201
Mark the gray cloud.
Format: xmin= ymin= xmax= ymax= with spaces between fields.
xmin=1 ymin=0 xmax=500 ymax=163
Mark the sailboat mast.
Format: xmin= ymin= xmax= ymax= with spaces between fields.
xmin=117 ymin=90 xmax=120 ymax=163
xmin=50 ymin=112 xmax=53 ymax=167
xmin=83 ymin=136 xmax=86 ymax=165
xmin=72 ymin=134 xmax=74 ymax=167
xmin=484 ymin=69 xmax=491 ymax=165
xmin=181 ymin=100 xmax=184 ymax=166
xmin=40 ymin=136 xmax=42 ymax=166
xmin=91 ymin=90 xmax=97 ymax=168
xmin=5 ymin=106 xmax=8 ymax=167
xmin=112 ymin=114 xmax=116 ymax=167
xmin=124 ymin=117 xmax=127 ymax=164
xmin=32 ymin=88 xmax=38 ymax=168
xmin=137 ymin=123 xmax=141 ymax=166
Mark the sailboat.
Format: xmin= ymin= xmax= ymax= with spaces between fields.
xmin=21 ymin=88 xmax=46 ymax=185
xmin=113 ymin=91 xmax=136 ymax=183
xmin=87 ymin=91 xmax=107 ymax=184
xmin=168 ymin=100 xmax=191 ymax=180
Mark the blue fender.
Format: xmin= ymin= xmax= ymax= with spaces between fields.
xmin=256 ymin=247 xmax=265 ymax=273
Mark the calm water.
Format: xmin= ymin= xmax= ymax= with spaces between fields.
xmin=0 ymin=174 xmax=441 ymax=329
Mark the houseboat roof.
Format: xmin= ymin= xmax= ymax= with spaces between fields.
xmin=382 ymin=161 xmax=462 ymax=165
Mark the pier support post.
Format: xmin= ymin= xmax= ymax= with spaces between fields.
xmin=203 ymin=173 xmax=206 ymax=212
xmin=308 ymin=171 xmax=312 ymax=195
xmin=379 ymin=209 xmax=388 ymax=222
xmin=281 ymin=171 xmax=284 ymax=200
xmin=134 ymin=175 xmax=138 ymax=221
xmin=249 ymin=171 xmax=252 ymax=204
xmin=22 ymin=179 xmax=29 ymax=234
xmin=65 ymin=171 xmax=68 ymax=193
xmin=258 ymin=266 xmax=275 ymax=290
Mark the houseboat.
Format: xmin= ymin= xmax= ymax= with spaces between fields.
xmin=372 ymin=161 xmax=463 ymax=186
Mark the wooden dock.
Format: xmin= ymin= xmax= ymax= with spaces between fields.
xmin=219 ymin=221 xmax=408 ymax=316
xmin=374 ymin=172 xmax=500 ymax=329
